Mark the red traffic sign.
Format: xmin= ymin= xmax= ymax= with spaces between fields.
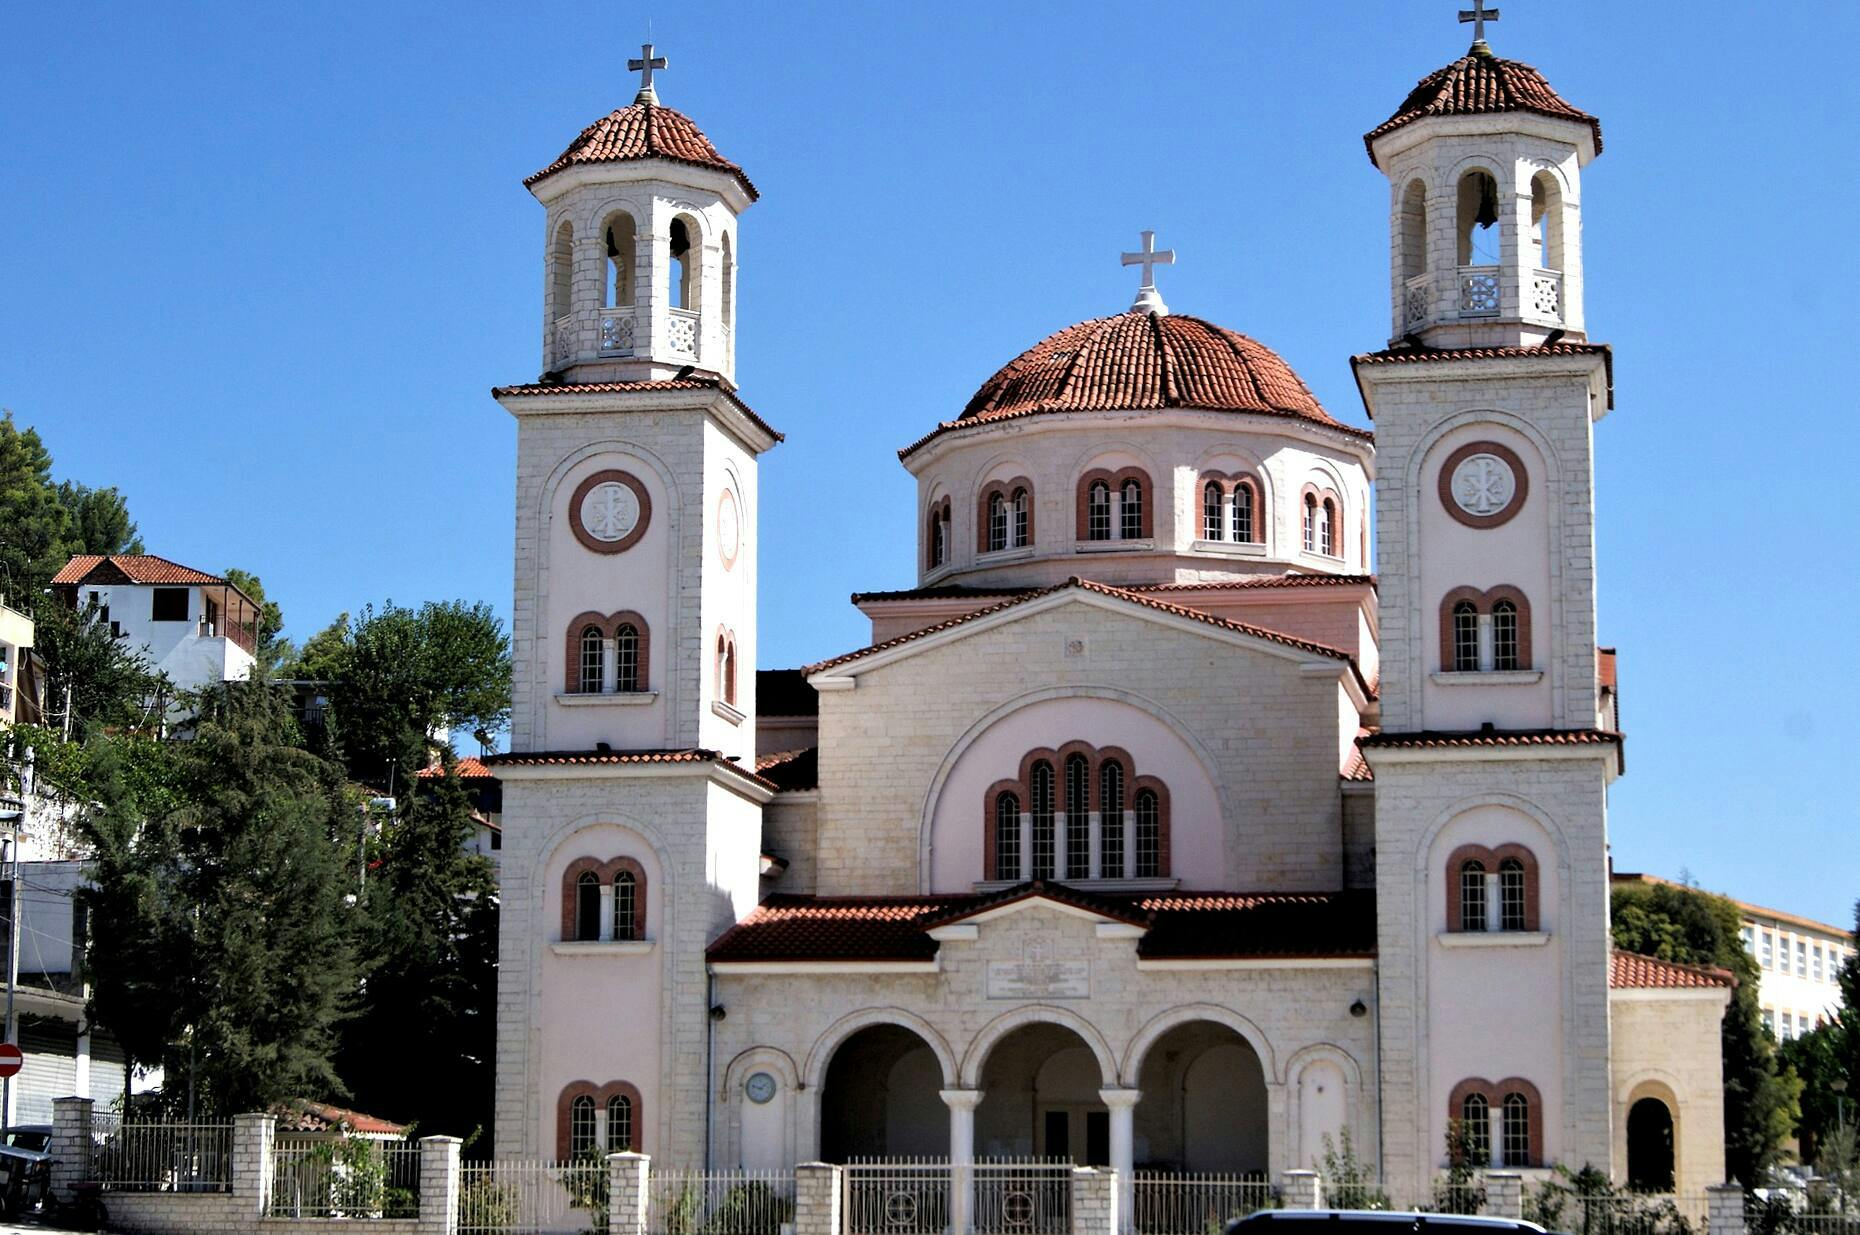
xmin=0 ymin=1044 xmax=22 ymax=1078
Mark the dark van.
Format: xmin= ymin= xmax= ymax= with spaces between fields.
xmin=1227 ymin=1213 xmax=1553 ymax=1235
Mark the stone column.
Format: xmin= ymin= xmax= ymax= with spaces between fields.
xmin=943 ymin=1088 xmax=983 ymax=1235
xmin=1072 ymin=1166 xmax=1118 ymax=1235
xmin=49 ymin=1096 xmax=92 ymax=1205
xmin=416 ymin=1136 xmax=461 ymax=1235
xmin=794 ymin=1162 xmax=843 ymax=1235
xmin=1280 ymin=1169 xmax=1323 ymax=1211
xmin=1708 ymin=1185 xmax=1747 ymax=1235
xmin=609 ymin=1151 xmax=652 ymax=1235
xmin=232 ymin=1112 xmax=278 ymax=1220
xmin=1484 ymin=1172 xmax=1523 ymax=1220
xmin=1099 ymin=1087 xmax=1140 ymax=1233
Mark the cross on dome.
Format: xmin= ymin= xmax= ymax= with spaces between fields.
xmin=1458 ymin=0 xmax=1500 ymax=49
xmin=1121 ymin=230 xmax=1176 ymax=316
xmin=629 ymin=43 xmax=669 ymax=103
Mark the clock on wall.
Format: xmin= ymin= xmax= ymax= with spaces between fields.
xmin=569 ymin=470 xmax=653 ymax=553
xmin=744 ymin=1072 xmax=777 ymax=1104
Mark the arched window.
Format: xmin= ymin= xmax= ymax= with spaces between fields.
xmin=1011 ymin=487 xmax=1030 ymax=548
xmin=988 ymin=492 xmax=1008 ymax=553
xmin=1530 ymin=171 xmax=1565 ymax=275
xmin=1099 ymin=760 xmax=1125 ymax=878
xmin=1460 ymin=1092 xmax=1491 ymax=1166
xmin=993 ymin=791 xmax=1022 ymax=880
xmin=1134 ymin=788 xmax=1162 ymax=878
xmin=669 ymin=217 xmax=696 ymax=310
xmin=1029 ymin=760 xmax=1056 ymax=879
xmin=1491 ymin=600 xmax=1519 ymax=671
xmin=578 ymin=624 xmax=605 ymax=694
xmin=607 ymin=1094 xmax=634 ymax=1153
xmin=1501 ymin=1092 xmax=1532 ymax=1166
xmin=1087 ymin=482 xmax=1112 ymax=541
xmin=1232 ymin=481 xmax=1255 ymax=544
xmin=613 ymin=869 xmax=638 ymax=941
xmin=716 ymin=631 xmax=737 ymax=706
xmin=720 ymin=232 xmax=735 ymax=331
xmin=1452 ymin=601 xmax=1481 ymax=672
xmin=569 ymin=1094 xmax=597 ymax=1157
xmin=928 ymin=503 xmax=947 ymax=569
xmin=1319 ymin=498 xmax=1338 ymax=556
xmin=1203 ymin=482 xmax=1224 ymax=541
xmin=551 ymin=222 xmax=575 ymax=321
xmin=575 ymin=871 xmax=602 ymax=942
xmin=1498 ymin=858 xmax=1528 ymax=931
xmin=1064 ymin=754 xmax=1090 ymax=880
xmin=1120 ymin=479 xmax=1144 ymax=541
xmin=1400 ymin=178 xmax=1429 ymax=283
xmin=614 ymin=623 xmax=640 ymax=693
xmin=1303 ymin=493 xmax=1319 ymax=552
xmin=605 ymin=215 xmax=636 ymax=307
xmin=1459 ymin=860 xmax=1489 ymax=933
xmin=1456 ymin=169 xmax=1501 ymax=266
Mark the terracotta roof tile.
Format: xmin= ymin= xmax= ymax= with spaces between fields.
xmin=852 ymin=585 xmax=1040 ymax=605
xmin=804 ymin=578 xmax=1364 ymax=688
xmin=1342 ymin=746 xmax=1374 ymax=783
xmin=274 ymin=1100 xmax=408 ymax=1137
xmin=1351 ymin=342 xmax=1615 ymax=413
xmin=483 ymin=747 xmax=776 ymax=789
xmin=1364 ymin=49 xmax=1602 ymax=164
xmin=901 ymin=312 xmax=1370 ymax=460
xmin=1361 ymin=728 xmax=1620 ymax=751
xmin=491 ymin=377 xmax=783 ymax=443
xmin=525 ymin=101 xmax=758 ymax=199
xmin=852 ymin=576 xmax=1376 ymax=606
xmin=416 ymin=757 xmax=495 ymax=780
xmin=754 ymin=747 xmax=817 ymax=792
xmin=707 ymin=887 xmax=1377 ymax=963
xmin=52 ymin=554 xmax=228 ymax=587
xmin=1609 ymin=950 xmax=1736 ymax=991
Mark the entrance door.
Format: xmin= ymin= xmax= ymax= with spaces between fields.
xmin=1037 ymin=1108 xmax=1109 ymax=1165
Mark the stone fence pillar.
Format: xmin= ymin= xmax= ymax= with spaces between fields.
xmin=232 ymin=1112 xmax=277 ymax=1219
xmin=416 ymin=1135 xmax=461 ymax=1235
xmin=795 ymin=1162 xmax=842 ymax=1235
xmin=609 ymin=1151 xmax=651 ymax=1235
xmin=1708 ymin=1185 xmax=1746 ymax=1235
xmin=49 ymin=1096 xmax=93 ymax=1205
xmin=1484 ymin=1173 xmax=1522 ymax=1220
xmin=1280 ymin=1169 xmax=1323 ymax=1211
xmin=1072 ymin=1166 xmax=1117 ymax=1235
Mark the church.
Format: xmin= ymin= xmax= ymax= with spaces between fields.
xmin=484 ymin=19 xmax=1736 ymax=1207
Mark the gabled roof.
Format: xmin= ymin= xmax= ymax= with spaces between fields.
xmin=924 ymin=880 xmax=1153 ymax=931
xmin=53 ymin=554 xmax=227 ymax=587
xmin=1609 ymin=950 xmax=1736 ymax=991
xmin=805 ymin=577 xmax=1365 ymax=691
xmin=1364 ymin=47 xmax=1602 ymax=165
xmin=524 ymin=100 xmax=758 ymax=199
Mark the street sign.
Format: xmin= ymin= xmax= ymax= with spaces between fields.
xmin=0 ymin=1044 xmax=23 ymax=1078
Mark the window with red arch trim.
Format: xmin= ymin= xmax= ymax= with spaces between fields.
xmin=1444 ymin=844 xmax=1540 ymax=933
xmin=1075 ymin=468 xmax=1153 ymax=542
xmin=1447 ymin=1078 xmax=1542 ymax=1167
xmin=984 ymin=743 xmax=1169 ymax=881
xmin=556 ymin=1081 xmax=644 ymax=1158
xmin=560 ymin=857 xmax=650 ymax=942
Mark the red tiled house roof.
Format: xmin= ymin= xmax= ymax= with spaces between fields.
xmin=273 ymin=1100 xmax=409 ymax=1138
xmin=525 ymin=101 xmax=758 ymax=199
xmin=1364 ymin=49 xmax=1602 ymax=165
xmin=1609 ymin=951 xmax=1736 ymax=991
xmin=416 ymin=757 xmax=496 ymax=780
xmin=53 ymin=554 xmax=229 ymax=587
xmin=902 ymin=313 xmax=1370 ymax=459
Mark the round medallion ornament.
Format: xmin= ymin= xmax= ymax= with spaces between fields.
xmin=744 ymin=1072 xmax=777 ymax=1105
xmin=718 ymin=487 xmax=741 ymax=570
xmin=1437 ymin=441 xmax=1528 ymax=529
xmin=569 ymin=470 xmax=652 ymax=553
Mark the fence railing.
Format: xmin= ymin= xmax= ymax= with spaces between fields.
xmin=458 ymin=1158 xmax=608 ymax=1235
xmin=1132 ymin=1171 xmax=1275 ymax=1234
xmin=1749 ymin=1188 xmax=1860 ymax=1235
xmin=648 ymin=1168 xmax=795 ymax=1235
xmin=843 ymin=1159 xmax=1072 ymax=1235
xmin=1522 ymin=1190 xmax=1710 ymax=1235
xmin=87 ymin=1119 xmax=235 ymax=1193
xmin=268 ymin=1138 xmax=422 ymax=1219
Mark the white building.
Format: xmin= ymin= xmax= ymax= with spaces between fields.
xmin=0 ymin=599 xmax=44 ymax=729
xmin=50 ymin=554 xmax=258 ymax=698
xmin=486 ymin=31 xmax=1735 ymax=1204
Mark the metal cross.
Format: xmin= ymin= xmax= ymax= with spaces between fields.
xmin=1120 ymin=230 xmax=1176 ymax=314
xmin=629 ymin=43 xmax=668 ymax=101
xmin=1458 ymin=0 xmax=1500 ymax=44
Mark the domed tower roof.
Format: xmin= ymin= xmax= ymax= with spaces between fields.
xmin=1363 ymin=46 xmax=1602 ymax=167
xmin=955 ymin=311 xmax=1360 ymax=435
xmin=525 ymin=98 xmax=758 ymax=199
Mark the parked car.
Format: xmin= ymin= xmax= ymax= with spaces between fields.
xmin=1228 ymin=1213 xmax=1554 ymax=1235
xmin=0 ymin=1124 xmax=54 ymax=1217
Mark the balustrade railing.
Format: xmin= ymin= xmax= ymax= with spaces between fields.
xmin=668 ymin=308 xmax=700 ymax=359
xmin=1530 ymin=267 xmax=1564 ymax=321
xmin=1403 ymin=274 xmax=1430 ymax=331
xmin=552 ymin=313 xmax=575 ymax=366
xmin=1458 ymin=265 xmax=1501 ymax=317
xmin=601 ymin=308 xmax=638 ymax=356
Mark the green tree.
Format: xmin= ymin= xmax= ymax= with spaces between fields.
xmin=0 ymin=411 xmax=70 ymax=603
xmin=1780 ymin=1025 xmax=1845 ymax=1165
xmin=336 ymin=755 xmax=498 ymax=1142
xmin=80 ymin=680 xmax=358 ymax=1114
xmin=1613 ymin=881 xmax=1803 ymax=1183
xmin=223 ymin=568 xmax=289 ymax=678
xmin=32 ymin=597 xmax=166 ymax=739
xmin=56 ymin=480 xmax=142 ymax=557
xmin=282 ymin=612 xmax=350 ymax=683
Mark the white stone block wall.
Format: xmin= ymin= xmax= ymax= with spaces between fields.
xmin=1609 ymin=989 xmax=1731 ymax=1195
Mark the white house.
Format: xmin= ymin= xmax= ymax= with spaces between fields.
xmin=50 ymin=554 xmax=258 ymax=696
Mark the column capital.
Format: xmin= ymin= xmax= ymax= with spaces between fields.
xmin=1097 ymin=1087 xmax=1141 ymax=1110
xmin=939 ymin=1088 xmax=984 ymax=1111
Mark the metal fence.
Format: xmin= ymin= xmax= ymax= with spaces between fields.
xmin=458 ymin=1158 xmax=609 ymax=1235
xmin=1748 ymin=1189 xmax=1860 ymax=1235
xmin=87 ymin=1118 xmax=235 ymax=1193
xmin=268 ymin=1138 xmax=422 ymax=1219
xmin=1132 ymin=1171 xmax=1275 ymax=1234
xmin=843 ymin=1159 xmax=1072 ymax=1235
xmin=648 ymin=1168 xmax=795 ymax=1235
xmin=1522 ymin=1190 xmax=1711 ymax=1235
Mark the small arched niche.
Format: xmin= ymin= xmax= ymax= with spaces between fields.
xmin=1399 ymin=179 xmax=1428 ymax=282
xmin=604 ymin=213 xmax=638 ymax=307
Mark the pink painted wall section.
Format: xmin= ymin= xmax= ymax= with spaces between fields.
xmin=927 ymin=694 xmax=1222 ymax=891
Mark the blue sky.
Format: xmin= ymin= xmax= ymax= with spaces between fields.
xmin=4 ymin=3 xmax=1855 ymax=924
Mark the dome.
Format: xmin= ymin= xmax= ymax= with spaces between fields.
xmin=957 ymin=311 xmax=1358 ymax=434
xmin=1364 ymin=47 xmax=1602 ymax=165
xmin=525 ymin=99 xmax=758 ymax=199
